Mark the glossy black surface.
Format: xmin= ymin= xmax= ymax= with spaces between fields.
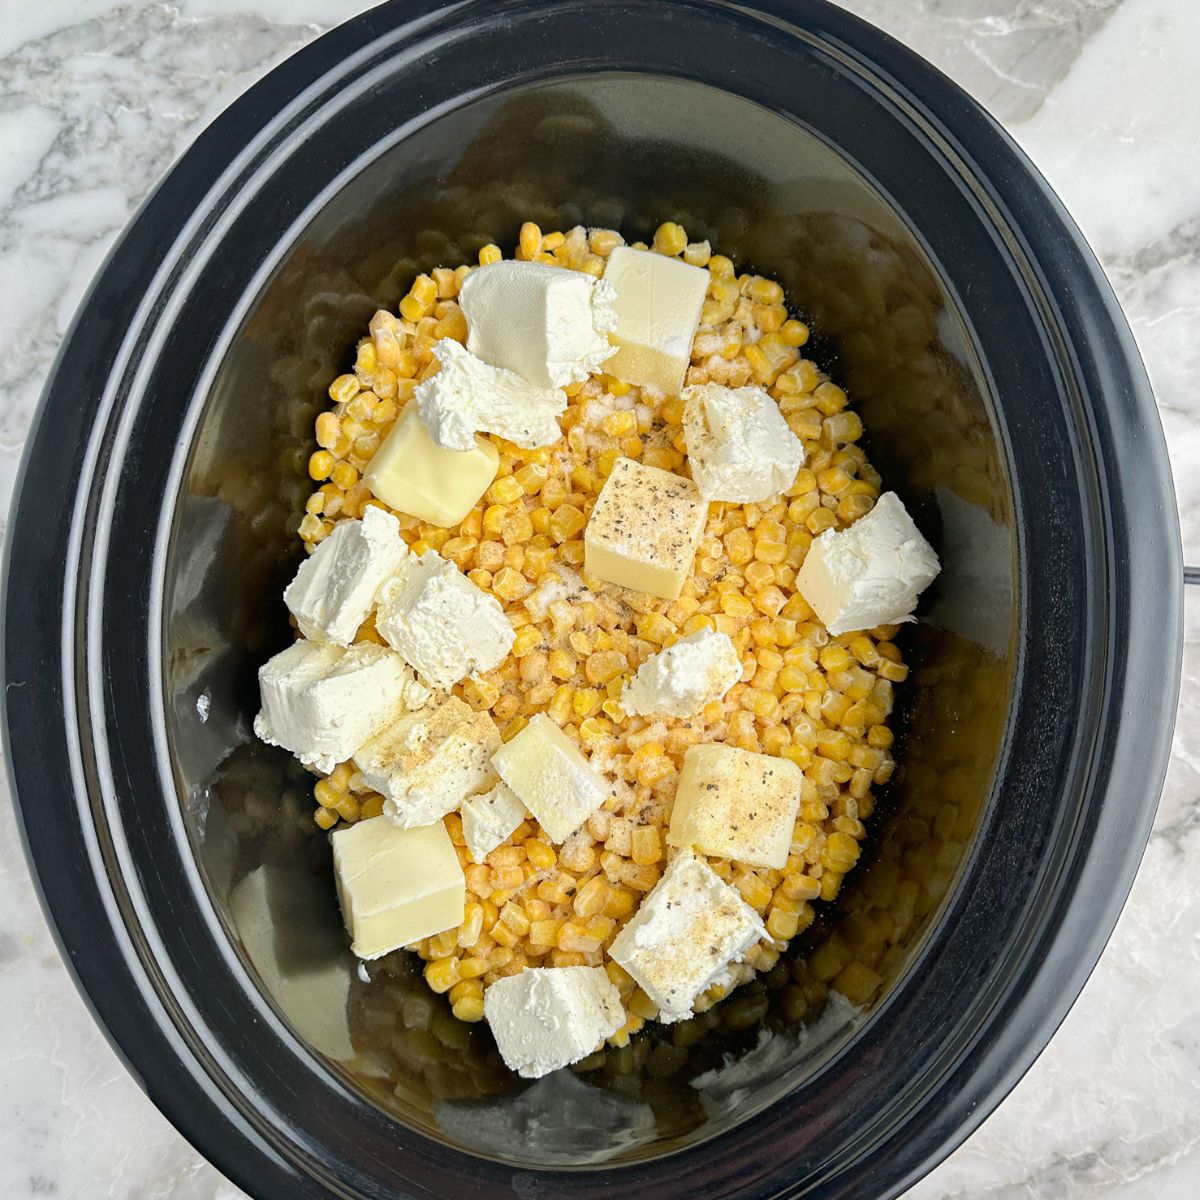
xmin=1 ymin=1 xmax=1181 ymax=1198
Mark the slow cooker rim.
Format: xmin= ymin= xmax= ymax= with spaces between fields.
xmin=2 ymin=1 xmax=1181 ymax=1198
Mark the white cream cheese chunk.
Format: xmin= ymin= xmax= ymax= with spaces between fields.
xmin=375 ymin=549 xmax=515 ymax=689
xmin=797 ymin=491 xmax=941 ymax=635
xmin=460 ymin=781 xmax=528 ymax=864
xmin=682 ymin=383 xmax=805 ymax=502
xmin=254 ymin=640 xmax=416 ymax=774
xmin=608 ymin=850 xmax=767 ymax=1022
xmin=331 ymin=816 xmax=465 ymax=959
xmin=620 ymin=629 xmax=742 ymax=718
xmin=583 ymin=457 xmax=708 ymax=601
xmin=416 ymin=339 xmax=567 ymax=452
xmin=602 ymin=247 xmax=709 ymax=394
xmin=458 ymin=259 xmax=617 ymax=388
xmin=283 ymin=507 xmax=408 ymax=646
xmin=483 ymin=966 xmax=625 ymax=1079
xmin=354 ymin=696 xmax=501 ymax=829
xmin=491 ymin=713 xmax=611 ymax=843
xmin=668 ymin=743 xmax=803 ymax=869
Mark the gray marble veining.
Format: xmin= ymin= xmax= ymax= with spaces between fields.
xmin=0 ymin=2 xmax=1197 ymax=1197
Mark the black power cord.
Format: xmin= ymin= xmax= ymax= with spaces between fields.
xmin=1186 ymin=565 xmax=1200 ymax=587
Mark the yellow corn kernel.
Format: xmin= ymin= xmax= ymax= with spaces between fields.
xmin=573 ymin=687 xmax=602 ymax=719
xmin=491 ymin=567 xmax=530 ymax=601
xmin=823 ymin=831 xmax=861 ymax=872
xmin=781 ymin=319 xmax=810 ymax=347
xmin=518 ymin=221 xmax=542 ymax=259
xmin=511 ymin=626 xmax=542 ymax=658
xmin=549 ymin=503 xmax=587 ymax=543
xmin=399 ymin=291 xmax=428 ymax=324
xmin=571 ymin=877 xmax=608 ymax=919
xmin=735 ymin=871 xmax=774 ymax=911
xmin=424 ymin=957 xmax=461 ymax=994
xmin=599 ymin=409 xmax=636 ymax=438
xmin=452 ymin=994 xmax=485 ymax=1022
xmin=525 ymin=840 xmax=556 ymax=871
xmin=766 ymin=905 xmax=801 ymax=941
xmin=478 ymin=243 xmax=502 ymax=265
xmin=723 ymin=527 xmax=752 ymax=566
xmin=515 ymin=462 xmax=548 ymax=494
xmin=814 ymin=381 xmax=848 ymax=414
xmin=585 ymin=650 xmax=627 ymax=684
xmin=630 ymin=825 xmax=661 ymax=865
xmin=720 ymin=592 xmax=754 ymax=620
xmin=629 ymin=613 xmax=671 ymax=645
xmin=449 ymin=977 xmax=484 ymax=1007
xmin=653 ymin=221 xmax=688 ymax=256
xmin=485 ymin=475 xmax=522 ymax=506
xmin=307 ymin=450 xmax=334 ymax=482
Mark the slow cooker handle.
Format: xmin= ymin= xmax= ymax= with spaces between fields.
xmin=1186 ymin=565 xmax=1200 ymax=585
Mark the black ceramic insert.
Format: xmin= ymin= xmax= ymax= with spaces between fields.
xmin=1 ymin=1 xmax=1182 ymax=1198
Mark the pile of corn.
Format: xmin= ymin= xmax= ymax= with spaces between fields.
xmin=296 ymin=221 xmax=906 ymax=1039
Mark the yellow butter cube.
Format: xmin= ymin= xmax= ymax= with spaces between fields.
xmin=491 ymin=712 xmax=610 ymax=842
xmin=668 ymin=743 xmax=803 ymax=869
xmin=603 ymin=246 xmax=709 ymax=394
xmin=363 ymin=402 xmax=498 ymax=528
xmin=584 ymin=457 xmax=707 ymax=600
xmin=331 ymin=816 xmax=465 ymax=959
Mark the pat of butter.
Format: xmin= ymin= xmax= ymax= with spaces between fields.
xmin=584 ymin=457 xmax=707 ymax=600
xmin=363 ymin=402 xmax=499 ymax=528
xmin=603 ymin=247 xmax=709 ymax=394
xmin=668 ymin=743 xmax=803 ymax=869
xmin=491 ymin=713 xmax=610 ymax=843
xmin=331 ymin=816 xmax=465 ymax=960
xmin=797 ymin=491 xmax=940 ymax=635
xmin=354 ymin=695 xmax=501 ymax=829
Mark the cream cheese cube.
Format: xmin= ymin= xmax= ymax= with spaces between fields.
xmin=483 ymin=966 xmax=625 ymax=1079
xmin=461 ymin=781 xmax=528 ymax=864
xmin=608 ymin=851 xmax=766 ymax=1022
xmin=283 ymin=507 xmax=408 ymax=646
xmin=375 ymin=549 xmax=515 ymax=689
xmin=331 ymin=816 xmax=465 ymax=959
xmin=797 ymin=491 xmax=941 ymax=635
xmin=620 ymin=629 xmax=742 ymax=718
xmin=668 ymin=743 xmax=803 ymax=869
xmin=459 ymin=259 xmax=617 ymax=388
xmin=682 ymin=383 xmax=805 ymax=502
xmin=354 ymin=696 xmax=501 ymax=829
xmin=416 ymin=339 xmax=567 ymax=452
xmin=491 ymin=713 xmax=610 ymax=843
xmin=363 ymin=402 xmax=499 ymax=528
xmin=254 ymin=640 xmax=415 ymax=774
xmin=603 ymin=247 xmax=709 ymax=394
xmin=583 ymin=457 xmax=707 ymax=600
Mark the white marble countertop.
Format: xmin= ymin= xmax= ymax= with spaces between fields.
xmin=0 ymin=1 xmax=1197 ymax=1197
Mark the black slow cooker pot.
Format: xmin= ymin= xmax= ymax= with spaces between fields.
xmin=2 ymin=1 xmax=1183 ymax=1197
